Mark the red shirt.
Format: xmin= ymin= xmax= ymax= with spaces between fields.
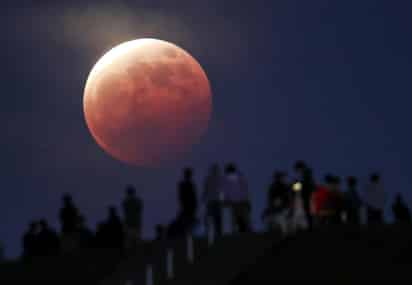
xmin=312 ymin=185 xmax=332 ymax=214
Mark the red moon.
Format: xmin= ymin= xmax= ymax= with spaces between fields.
xmin=83 ymin=39 xmax=212 ymax=166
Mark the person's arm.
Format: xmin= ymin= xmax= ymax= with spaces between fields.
xmin=310 ymin=193 xmax=316 ymax=215
xmin=202 ymin=179 xmax=209 ymax=204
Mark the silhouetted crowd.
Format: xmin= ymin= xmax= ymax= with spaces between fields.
xmin=20 ymin=160 xmax=412 ymax=260
xmin=22 ymin=186 xmax=142 ymax=259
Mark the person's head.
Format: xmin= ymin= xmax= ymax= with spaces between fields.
xmin=294 ymin=160 xmax=306 ymax=173
xmin=39 ymin=219 xmax=48 ymax=229
xmin=395 ymin=193 xmax=403 ymax=203
xmin=183 ymin=167 xmax=193 ymax=180
xmin=225 ymin=163 xmax=237 ymax=175
xmin=371 ymin=173 xmax=380 ymax=183
xmin=274 ymin=171 xmax=287 ymax=183
xmin=347 ymin=176 xmax=357 ymax=188
xmin=126 ymin=185 xmax=136 ymax=197
xmin=63 ymin=193 xmax=73 ymax=205
xmin=108 ymin=206 xmax=118 ymax=217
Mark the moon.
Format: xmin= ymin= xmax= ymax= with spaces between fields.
xmin=83 ymin=39 xmax=212 ymax=166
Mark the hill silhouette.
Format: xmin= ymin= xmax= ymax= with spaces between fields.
xmin=1 ymin=225 xmax=411 ymax=284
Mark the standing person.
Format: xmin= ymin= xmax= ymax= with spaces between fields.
xmin=37 ymin=219 xmax=60 ymax=256
xmin=0 ymin=241 xmax=4 ymax=263
xmin=22 ymin=221 xmax=39 ymax=259
xmin=77 ymin=216 xmax=94 ymax=249
xmin=364 ymin=173 xmax=386 ymax=225
xmin=178 ymin=168 xmax=198 ymax=233
xmin=290 ymin=181 xmax=309 ymax=232
xmin=104 ymin=206 xmax=124 ymax=249
xmin=59 ymin=194 xmax=81 ymax=235
xmin=311 ymin=175 xmax=335 ymax=226
xmin=220 ymin=163 xmax=251 ymax=233
xmin=262 ymin=171 xmax=291 ymax=233
xmin=203 ymin=164 xmax=223 ymax=237
xmin=59 ymin=194 xmax=81 ymax=253
xmin=329 ymin=176 xmax=345 ymax=225
xmin=392 ymin=194 xmax=411 ymax=224
xmin=122 ymin=185 xmax=143 ymax=249
xmin=294 ymin=161 xmax=315 ymax=228
xmin=345 ymin=176 xmax=362 ymax=225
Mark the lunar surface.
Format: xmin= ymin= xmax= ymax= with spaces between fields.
xmin=83 ymin=39 xmax=212 ymax=166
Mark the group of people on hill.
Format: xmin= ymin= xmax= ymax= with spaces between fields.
xmin=20 ymin=160 xmax=412 ymax=258
xmin=167 ymin=163 xmax=251 ymax=238
xmin=166 ymin=161 xmax=412 ymax=238
xmin=22 ymin=186 xmax=142 ymax=259
xmin=262 ymin=161 xmax=412 ymax=234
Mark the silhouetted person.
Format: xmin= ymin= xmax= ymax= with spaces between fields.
xmin=77 ymin=216 xmax=94 ymax=249
xmin=104 ymin=206 xmax=124 ymax=249
xmin=178 ymin=168 xmax=198 ymax=232
xmin=203 ymin=164 xmax=223 ymax=237
xmin=37 ymin=219 xmax=60 ymax=256
xmin=311 ymin=174 xmax=335 ymax=226
xmin=59 ymin=194 xmax=81 ymax=253
xmin=345 ymin=176 xmax=362 ymax=225
xmin=0 ymin=241 xmax=4 ymax=263
xmin=392 ymin=194 xmax=411 ymax=224
xmin=290 ymin=180 xmax=309 ymax=232
xmin=365 ymin=173 xmax=386 ymax=225
xmin=262 ymin=171 xmax=291 ymax=232
xmin=294 ymin=161 xmax=315 ymax=228
xmin=329 ymin=176 xmax=345 ymax=225
xmin=220 ymin=163 xmax=251 ymax=233
xmin=268 ymin=171 xmax=290 ymax=210
xmin=23 ymin=221 xmax=39 ymax=259
xmin=60 ymin=194 xmax=80 ymax=234
xmin=122 ymin=185 xmax=143 ymax=249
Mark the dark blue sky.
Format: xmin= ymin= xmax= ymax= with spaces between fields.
xmin=2 ymin=0 xmax=412 ymax=257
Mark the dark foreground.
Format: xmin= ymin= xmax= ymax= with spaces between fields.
xmin=1 ymin=225 xmax=411 ymax=285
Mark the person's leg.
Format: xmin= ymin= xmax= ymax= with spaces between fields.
xmin=377 ymin=209 xmax=384 ymax=224
xmin=212 ymin=202 xmax=223 ymax=236
xmin=230 ymin=203 xmax=238 ymax=233
xmin=234 ymin=203 xmax=244 ymax=232
xmin=367 ymin=207 xmax=373 ymax=225
xmin=236 ymin=202 xmax=248 ymax=233
xmin=353 ymin=209 xmax=360 ymax=225
xmin=303 ymin=195 xmax=313 ymax=229
xmin=276 ymin=211 xmax=288 ymax=235
xmin=205 ymin=203 xmax=212 ymax=236
xmin=238 ymin=202 xmax=248 ymax=232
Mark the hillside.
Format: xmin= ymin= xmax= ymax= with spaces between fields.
xmin=1 ymin=225 xmax=411 ymax=284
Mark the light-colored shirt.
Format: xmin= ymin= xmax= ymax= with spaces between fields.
xmin=220 ymin=173 xmax=249 ymax=202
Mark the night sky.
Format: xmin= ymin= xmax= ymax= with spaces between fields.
xmin=2 ymin=0 xmax=412 ymax=258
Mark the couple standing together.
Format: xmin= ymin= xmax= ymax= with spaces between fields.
xmin=202 ymin=163 xmax=251 ymax=236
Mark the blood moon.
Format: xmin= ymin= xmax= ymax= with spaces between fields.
xmin=83 ymin=39 xmax=212 ymax=166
